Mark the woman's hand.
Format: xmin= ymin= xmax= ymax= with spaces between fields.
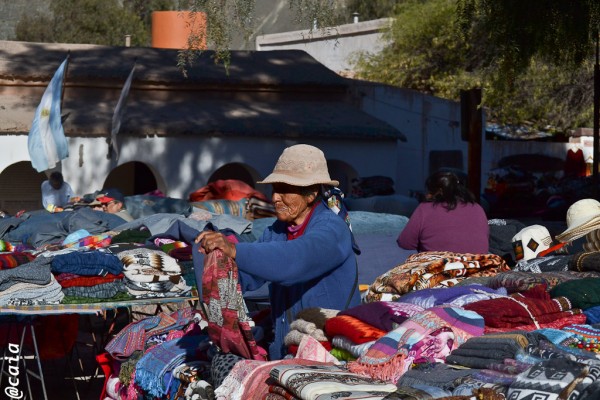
xmin=194 ymin=231 xmax=237 ymax=259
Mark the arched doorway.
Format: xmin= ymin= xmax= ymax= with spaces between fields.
xmin=0 ymin=161 xmax=46 ymax=214
xmin=327 ymin=159 xmax=358 ymax=195
xmin=103 ymin=161 xmax=160 ymax=196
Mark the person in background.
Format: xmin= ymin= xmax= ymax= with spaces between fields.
xmin=97 ymin=188 xmax=134 ymax=222
xmin=41 ymin=171 xmax=75 ymax=212
xmin=397 ymin=170 xmax=489 ymax=253
xmin=195 ymin=144 xmax=360 ymax=360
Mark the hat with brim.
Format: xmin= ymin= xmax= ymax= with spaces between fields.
xmin=556 ymin=199 xmax=600 ymax=243
xmin=257 ymin=144 xmax=339 ymax=187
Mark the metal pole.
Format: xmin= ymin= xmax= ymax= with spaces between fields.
xmin=594 ymin=29 xmax=599 ymax=197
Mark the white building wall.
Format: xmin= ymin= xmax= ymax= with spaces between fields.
xmin=0 ymin=134 xmax=397 ymax=200
xmin=256 ymin=18 xmax=392 ymax=74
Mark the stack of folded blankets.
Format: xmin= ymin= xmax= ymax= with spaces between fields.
xmin=116 ymin=248 xmax=192 ymax=298
xmin=51 ymin=249 xmax=127 ymax=301
xmin=0 ymin=253 xmax=64 ymax=305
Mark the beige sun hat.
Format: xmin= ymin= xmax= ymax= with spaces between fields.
xmin=556 ymin=198 xmax=600 ymax=243
xmin=257 ymin=144 xmax=339 ymax=187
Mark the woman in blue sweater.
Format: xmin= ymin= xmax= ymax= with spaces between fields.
xmin=196 ymin=144 xmax=360 ymax=359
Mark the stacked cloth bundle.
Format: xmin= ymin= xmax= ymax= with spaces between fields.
xmin=0 ymin=254 xmax=64 ymax=305
xmin=116 ymin=247 xmax=192 ymax=298
xmin=365 ymin=251 xmax=511 ymax=302
xmin=347 ymin=306 xmax=484 ymax=384
xmin=51 ymin=248 xmax=126 ymax=300
xmin=463 ymin=283 xmax=586 ymax=333
xmin=486 ymin=270 xmax=600 ymax=294
xmin=103 ymin=307 xmax=208 ymax=399
xmin=324 ymin=301 xmax=425 ymax=361
xmin=284 ymin=307 xmax=338 ymax=356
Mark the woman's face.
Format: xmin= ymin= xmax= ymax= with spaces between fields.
xmin=271 ymin=183 xmax=315 ymax=226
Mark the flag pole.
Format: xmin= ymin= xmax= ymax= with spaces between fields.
xmin=60 ymin=51 xmax=71 ymax=109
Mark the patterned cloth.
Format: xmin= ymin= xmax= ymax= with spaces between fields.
xmin=464 ymin=284 xmax=582 ymax=332
xmin=134 ymin=334 xmax=209 ymax=398
xmin=0 ymin=252 xmax=35 ymax=269
xmin=348 ymin=306 xmax=484 ymax=384
xmin=201 ymin=249 xmax=267 ymax=360
xmin=365 ymin=251 xmax=510 ymax=302
xmin=513 ymin=254 xmax=571 ymax=273
xmin=507 ymin=358 xmax=589 ymax=400
xmin=486 ymin=270 xmax=600 ymax=294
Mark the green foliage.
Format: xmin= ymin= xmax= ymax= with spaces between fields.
xmin=456 ymin=0 xmax=600 ymax=77
xmin=343 ymin=0 xmax=399 ymax=21
xmin=15 ymin=0 xmax=150 ymax=46
xmin=353 ymin=0 xmax=597 ymax=132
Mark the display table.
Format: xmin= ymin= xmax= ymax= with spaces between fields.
xmin=0 ymin=295 xmax=199 ymax=400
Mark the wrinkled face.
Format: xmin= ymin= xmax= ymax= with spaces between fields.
xmin=271 ymin=183 xmax=316 ymax=226
xmin=103 ymin=200 xmax=122 ymax=214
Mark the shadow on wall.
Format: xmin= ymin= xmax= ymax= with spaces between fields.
xmin=0 ymin=161 xmax=46 ymax=214
xmin=103 ymin=161 xmax=158 ymax=197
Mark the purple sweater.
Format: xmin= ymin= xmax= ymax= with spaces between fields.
xmin=397 ymin=202 xmax=489 ymax=253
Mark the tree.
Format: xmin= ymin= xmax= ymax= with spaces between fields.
xmin=15 ymin=0 xmax=151 ymax=46
xmin=352 ymin=0 xmax=597 ymax=134
xmin=456 ymin=0 xmax=600 ymax=81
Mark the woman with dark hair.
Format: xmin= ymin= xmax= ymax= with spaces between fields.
xmin=397 ymin=170 xmax=489 ymax=253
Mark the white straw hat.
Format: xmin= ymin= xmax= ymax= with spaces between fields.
xmin=257 ymin=144 xmax=339 ymax=187
xmin=556 ymin=198 xmax=600 ymax=243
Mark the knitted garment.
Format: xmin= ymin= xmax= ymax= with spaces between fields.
xmin=487 ymin=270 xmax=600 ymax=294
xmin=348 ymin=306 xmax=484 ymax=384
xmin=549 ymin=277 xmax=600 ymax=310
xmin=339 ymin=301 xmax=424 ymax=332
xmin=463 ymin=284 xmax=581 ymax=331
xmin=117 ymin=248 xmax=182 ymax=283
xmin=62 ymin=233 xmax=112 ymax=249
xmin=201 ymin=249 xmax=267 ymax=361
xmin=570 ymin=251 xmax=600 ymax=272
xmin=507 ymin=358 xmax=589 ymax=400
xmin=365 ymin=251 xmax=510 ymax=302
xmin=51 ymin=250 xmax=123 ymax=276
xmin=54 ymin=272 xmax=123 ymax=288
xmin=324 ymin=315 xmax=387 ymax=344
xmin=0 ymin=252 xmax=35 ymax=270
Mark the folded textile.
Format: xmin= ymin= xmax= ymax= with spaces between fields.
xmin=269 ymin=364 xmax=398 ymax=400
xmin=324 ymin=315 xmax=387 ymax=344
xmin=55 ymin=272 xmax=123 ymax=288
xmin=396 ymin=363 xmax=476 ymax=390
xmin=397 ymin=284 xmax=507 ymax=310
xmin=0 ymin=259 xmax=52 ymax=291
xmin=338 ymin=301 xmax=424 ymax=332
xmin=487 ymin=270 xmax=600 ymax=294
xmin=348 ymin=306 xmax=484 ymax=384
xmin=0 ymin=275 xmax=64 ymax=306
xmin=570 ymin=252 xmax=600 ymax=273
xmin=365 ymin=251 xmax=510 ymax=302
xmin=135 ymin=334 xmax=208 ymax=398
xmin=513 ymin=255 xmax=571 ymax=273
xmin=331 ymin=335 xmax=374 ymax=358
xmin=117 ymin=248 xmax=182 ymax=283
xmin=549 ymin=278 xmax=600 ymax=310
xmin=51 ymin=251 xmax=123 ymax=276
xmin=62 ymin=280 xmax=127 ymax=299
xmin=0 ymin=251 xmax=36 ymax=269
xmin=507 ymin=358 xmax=589 ymax=400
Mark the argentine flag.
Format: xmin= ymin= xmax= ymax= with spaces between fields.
xmin=27 ymin=57 xmax=69 ymax=172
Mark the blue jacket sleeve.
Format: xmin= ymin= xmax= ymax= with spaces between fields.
xmin=235 ymin=205 xmax=353 ymax=287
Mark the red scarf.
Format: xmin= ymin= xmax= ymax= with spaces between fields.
xmin=286 ymin=203 xmax=317 ymax=240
